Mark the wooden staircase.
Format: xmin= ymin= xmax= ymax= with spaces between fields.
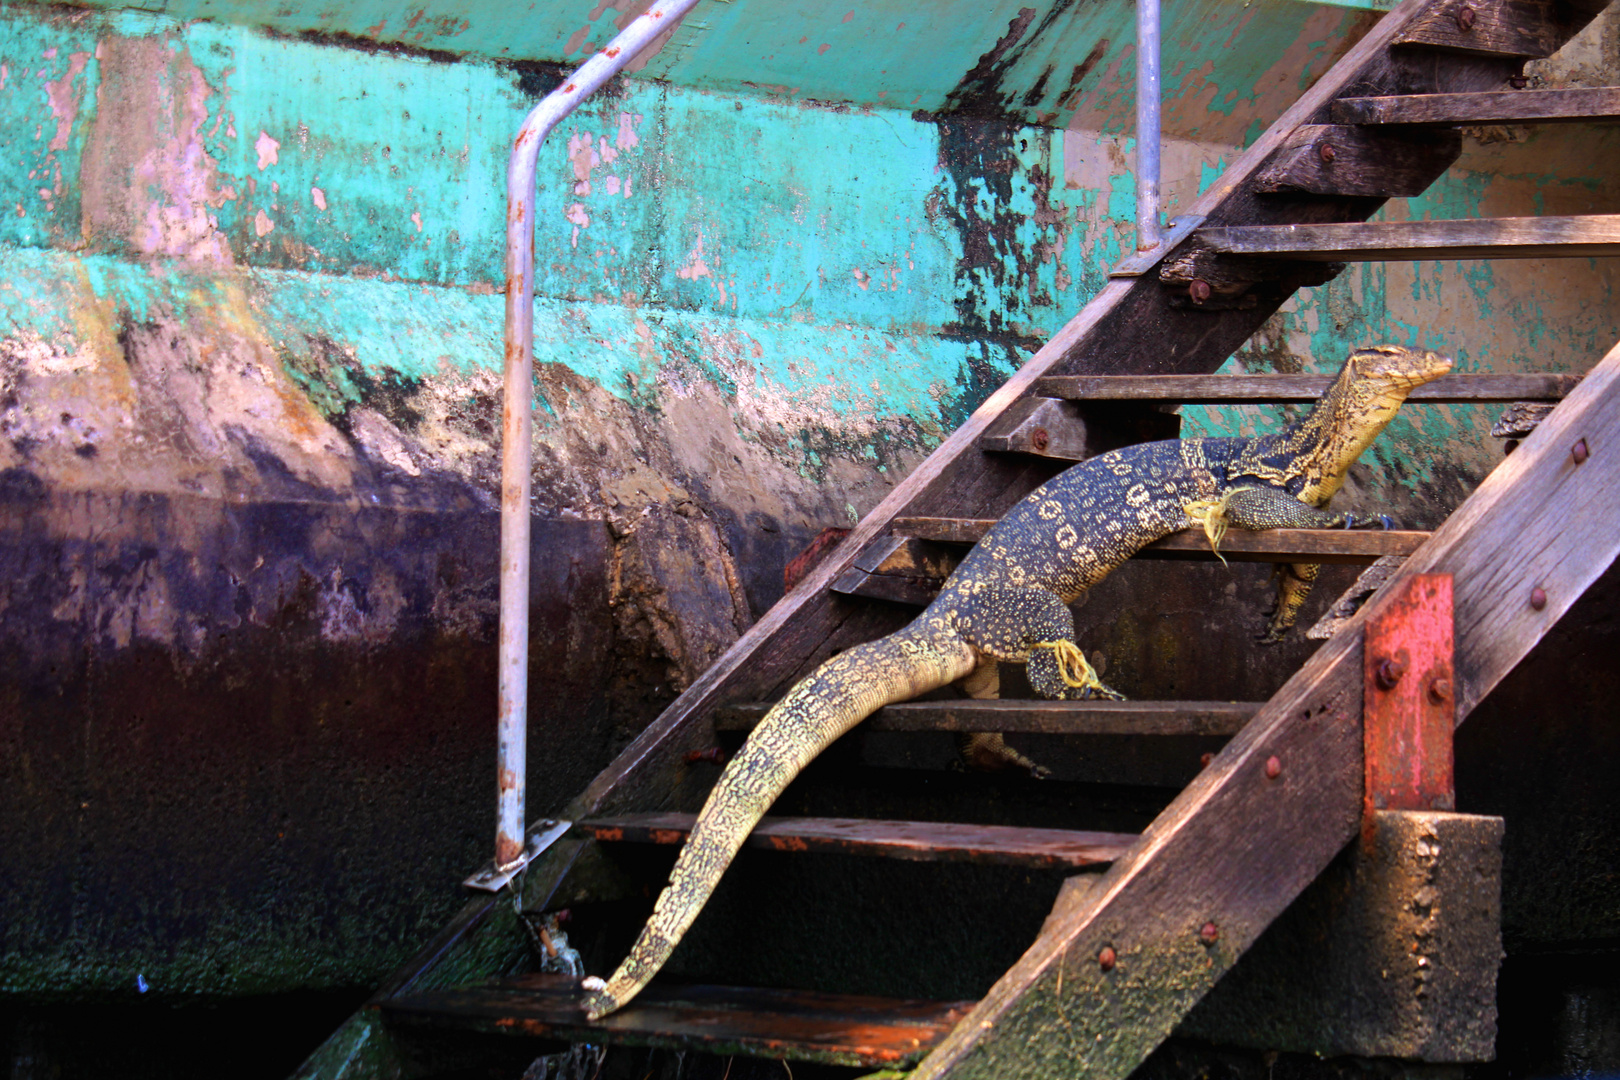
xmin=298 ymin=0 xmax=1620 ymax=1076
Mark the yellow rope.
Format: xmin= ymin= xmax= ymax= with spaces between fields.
xmin=1030 ymin=638 xmax=1108 ymax=695
xmin=1181 ymin=486 xmax=1258 ymax=566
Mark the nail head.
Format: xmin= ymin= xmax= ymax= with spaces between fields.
xmin=1428 ymin=677 xmax=1453 ymax=705
xmin=1032 ymin=427 xmax=1051 ymax=452
xmin=1530 ymin=587 xmax=1547 ymax=611
xmin=1319 ymin=143 xmax=1337 ymax=164
xmin=1189 ymin=279 xmax=1213 ymax=304
xmin=1456 ymin=4 xmax=1476 ymax=30
xmin=1265 ymin=755 xmax=1282 ymax=780
xmin=1200 ymin=922 xmax=1219 ymax=945
xmin=1573 ymin=439 xmax=1589 ymax=465
xmin=1099 ymin=946 xmax=1116 ymax=972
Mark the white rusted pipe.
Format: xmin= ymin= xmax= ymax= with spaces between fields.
xmin=499 ymin=0 xmax=702 ymax=871
xmin=1135 ymin=0 xmax=1162 ymax=250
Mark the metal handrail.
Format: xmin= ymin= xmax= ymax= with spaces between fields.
xmin=493 ymin=0 xmax=705 ymax=878
xmin=1136 ymin=0 xmax=1162 ymax=250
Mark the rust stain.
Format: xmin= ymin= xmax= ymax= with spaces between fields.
xmin=768 ymin=836 xmax=810 ymax=852
xmin=651 ymin=828 xmax=683 ymax=844
xmin=498 ymin=767 xmax=519 ymax=791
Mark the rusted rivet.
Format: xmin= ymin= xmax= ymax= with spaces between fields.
xmin=1031 ymin=427 xmax=1051 ymax=452
xmin=1099 ymin=946 xmax=1117 ymax=972
xmin=1200 ymin=751 xmax=1215 ymax=768
xmin=1572 ymin=438 xmax=1589 ymax=464
xmin=1199 ymin=922 xmax=1220 ymax=946
xmin=1428 ymin=677 xmax=1453 ymax=705
xmin=1189 ymin=279 xmax=1213 ymax=304
xmin=1530 ymin=586 xmax=1547 ymax=611
xmin=1456 ymin=4 xmax=1476 ymax=30
xmin=1319 ymin=143 xmax=1337 ymax=164
xmin=1265 ymin=755 xmax=1282 ymax=780
xmin=1375 ymin=657 xmax=1407 ymax=691
xmin=1510 ymin=74 xmax=1529 ymax=89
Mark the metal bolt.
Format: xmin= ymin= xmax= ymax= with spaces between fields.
xmin=1510 ymin=74 xmax=1529 ymax=89
xmin=1530 ymin=586 xmax=1547 ymax=611
xmin=1456 ymin=4 xmax=1476 ymax=30
xmin=1200 ymin=922 xmax=1220 ymax=946
xmin=1099 ymin=946 xmax=1117 ymax=972
xmin=1375 ymin=657 xmax=1407 ymax=691
xmin=1428 ymin=677 xmax=1453 ymax=705
xmin=1319 ymin=143 xmax=1337 ymax=164
xmin=1032 ymin=427 xmax=1051 ymax=452
xmin=1189 ymin=279 xmax=1213 ymax=304
xmin=1265 ymin=755 xmax=1282 ymax=780
xmin=1572 ymin=438 xmax=1589 ymax=465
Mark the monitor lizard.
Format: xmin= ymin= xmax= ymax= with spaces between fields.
xmin=583 ymin=343 xmax=1452 ymax=1018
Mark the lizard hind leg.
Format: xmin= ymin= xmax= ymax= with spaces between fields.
xmin=953 ymin=658 xmax=1052 ymax=779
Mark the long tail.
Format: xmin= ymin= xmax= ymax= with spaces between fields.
xmin=583 ymin=625 xmax=977 ymax=1019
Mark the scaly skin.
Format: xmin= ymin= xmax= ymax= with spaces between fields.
xmin=583 ymin=345 xmax=1452 ymax=1019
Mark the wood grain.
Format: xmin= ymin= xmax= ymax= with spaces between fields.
xmin=1253 ymin=124 xmax=1461 ymax=197
xmin=1031 ymin=372 xmax=1578 ymax=403
xmin=891 ymin=518 xmax=1432 ymax=564
xmin=384 ymin=975 xmax=975 ymax=1068
xmin=910 ymin=338 xmax=1620 ymax=1079
xmin=1333 ymin=86 xmax=1620 ymax=125
xmin=574 ymin=813 xmax=1137 ymax=870
xmin=713 ymin=699 xmax=1261 ymax=737
xmin=1197 ymin=215 xmax=1620 ymax=261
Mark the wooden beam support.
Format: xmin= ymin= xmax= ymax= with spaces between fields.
xmin=1393 ymin=0 xmax=1573 ymax=57
xmin=1254 ymin=124 xmax=1461 ymax=197
xmin=1031 ymin=372 xmax=1578 ymax=404
xmin=573 ymin=814 xmax=1137 ymax=870
xmin=1364 ymin=574 xmax=1457 ymax=821
xmin=1333 ymin=86 xmax=1620 ymax=125
xmin=713 ymin=699 xmax=1261 ymax=737
xmin=979 ymin=397 xmax=1181 ymax=462
xmin=909 ymin=338 xmax=1620 ymax=1080
xmin=1197 ymin=215 xmax=1620 ymax=262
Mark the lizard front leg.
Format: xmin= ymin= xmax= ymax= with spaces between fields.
xmin=956 ymin=584 xmax=1124 ymax=702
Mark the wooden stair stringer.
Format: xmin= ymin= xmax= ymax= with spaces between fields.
xmin=909 ymin=337 xmax=1620 ymax=1080
xmin=560 ymin=0 xmax=1559 ymax=829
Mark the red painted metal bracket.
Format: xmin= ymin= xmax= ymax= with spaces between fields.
xmin=1364 ymin=573 xmax=1456 ymax=820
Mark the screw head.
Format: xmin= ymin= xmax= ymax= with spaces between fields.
xmin=1427 ymin=677 xmax=1453 ymax=705
xmin=1457 ymin=4 xmax=1476 ymax=30
xmin=1530 ymin=586 xmax=1547 ymax=611
xmin=1319 ymin=143 xmax=1337 ymax=164
xmin=1265 ymin=755 xmax=1282 ymax=780
xmin=1375 ymin=657 xmax=1407 ymax=691
xmin=1200 ymin=922 xmax=1220 ymax=945
xmin=1189 ymin=279 xmax=1213 ymax=304
xmin=1573 ymin=438 xmax=1589 ymax=464
xmin=1099 ymin=946 xmax=1117 ymax=972
xmin=1031 ymin=427 xmax=1051 ymax=452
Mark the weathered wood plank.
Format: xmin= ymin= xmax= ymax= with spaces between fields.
xmin=574 ymin=813 xmax=1137 ymax=870
xmin=714 ymin=699 xmax=1261 ymax=737
xmin=891 ymin=518 xmax=1431 ymax=564
xmin=1393 ymin=0 xmax=1572 ymax=56
xmin=1031 ymin=372 xmax=1578 ymax=403
xmin=1197 ymin=215 xmax=1620 ymax=262
xmin=1254 ymin=124 xmax=1461 ymax=197
xmin=909 ymin=338 xmax=1620 ymax=1080
xmin=979 ymin=398 xmax=1183 ymax=461
xmin=1333 ymin=86 xmax=1620 ymax=125
xmin=384 ymin=975 xmax=975 ymax=1068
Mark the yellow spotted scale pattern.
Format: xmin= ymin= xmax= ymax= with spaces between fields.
xmin=584 ymin=345 xmax=1453 ymax=1019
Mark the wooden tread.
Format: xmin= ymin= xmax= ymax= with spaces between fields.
xmin=1029 ymin=372 xmax=1576 ymax=403
xmin=382 ymin=975 xmax=975 ymax=1068
xmin=888 ymin=519 xmax=1430 ymax=563
xmin=1196 ymin=215 xmax=1620 ymax=262
xmin=1333 ymin=86 xmax=1620 ymax=126
xmin=573 ymin=813 xmax=1136 ymax=869
xmin=715 ymin=698 xmax=1261 ymax=736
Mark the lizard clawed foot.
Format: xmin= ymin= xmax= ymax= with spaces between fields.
xmin=1342 ymin=513 xmax=1396 ymax=530
xmin=957 ymin=732 xmax=1052 ymax=779
xmin=581 ymin=977 xmax=619 ymax=1021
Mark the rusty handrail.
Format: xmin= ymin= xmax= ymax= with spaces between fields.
xmin=496 ymin=0 xmax=705 ymax=876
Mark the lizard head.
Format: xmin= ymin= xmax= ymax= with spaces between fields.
xmin=1291 ymin=345 xmax=1453 ymax=504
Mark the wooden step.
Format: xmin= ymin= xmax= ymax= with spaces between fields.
xmin=886 ymin=519 xmax=1430 ymax=563
xmin=1030 ymin=372 xmax=1576 ymax=404
xmin=1196 ymin=215 xmax=1620 ymax=262
xmin=573 ymin=813 xmax=1136 ymax=870
xmin=382 ymin=975 xmax=975 ymax=1068
xmin=715 ymin=699 xmax=1261 ymax=736
xmin=1333 ymin=87 xmax=1620 ymax=126
xmin=1392 ymin=0 xmax=1577 ymax=58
